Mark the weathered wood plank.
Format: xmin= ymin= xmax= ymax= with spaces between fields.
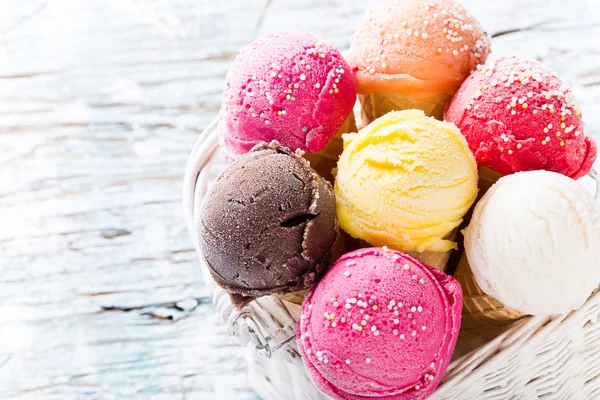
xmin=0 ymin=0 xmax=598 ymax=398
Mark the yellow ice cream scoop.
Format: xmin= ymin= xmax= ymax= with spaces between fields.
xmin=334 ymin=109 xmax=478 ymax=253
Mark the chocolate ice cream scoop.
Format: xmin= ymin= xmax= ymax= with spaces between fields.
xmin=197 ymin=141 xmax=338 ymax=307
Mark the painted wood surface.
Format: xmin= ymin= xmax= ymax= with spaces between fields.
xmin=0 ymin=0 xmax=598 ymax=398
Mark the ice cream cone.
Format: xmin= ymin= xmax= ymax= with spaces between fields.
xmin=276 ymin=290 xmax=309 ymax=306
xmin=408 ymin=229 xmax=457 ymax=273
xmin=356 ymin=94 xmax=373 ymax=129
xmin=304 ymin=112 xmax=357 ymax=183
xmin=454 ymin=253 xmax=524 ymax=343
xmin=359 ymin=91 xmax=452 ymax=125
xmin=478 ymin=166 xmax=503 ymax=196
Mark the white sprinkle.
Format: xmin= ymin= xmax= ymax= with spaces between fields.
xmin=346 ymin=359 xmax=351 ymax=364
xmin=345 ymin=304 xmax=351 ymax=309
xmin=344 ymin=271 xmax=351 ymax=277
xmin=371 ymin=326 xmax=377 ymax=332
xmin=419 ymin=279 xmax=425 ymax=285
xmin=417 ymin=306 xmax=423 ymax=312
xmin=412 ymin=330 xmax=417 ymax=336
xmin=366 ymin=358 xmax=371 ymax=364
xmin=307 ymin=349 xmax=311 ymax=354
xmin=404 ymin=264 xmax=410 ymax=270
xmin=300 ymin=74 xmax=306 ymax=81
xmin=411 ymin=306 xmax=417 ymax=312
xmin=422 ymin=33 xmax=428 ymax=39
xmin=393 ymin=329 xmax=399 ymax=335
xmin=400 ymin=334 xmax=405 ymax=339
xmin=394 ymin=319 xmax=399 ymax=324
xmin=422 ymin=326 xmax=427 ymax=331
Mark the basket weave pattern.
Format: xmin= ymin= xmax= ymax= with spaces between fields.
xmin=184 ymin=121 xmax=600 ymax=400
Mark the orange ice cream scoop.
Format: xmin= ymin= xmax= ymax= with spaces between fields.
xmin=347 ymin=0 xmax=490 ymax=121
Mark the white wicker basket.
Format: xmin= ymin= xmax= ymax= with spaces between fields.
xmin=184 ymin=120 xmax=600 ymax=400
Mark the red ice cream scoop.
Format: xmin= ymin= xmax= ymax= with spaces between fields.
xmin=444 ymin=56 xmax=596 ymax=179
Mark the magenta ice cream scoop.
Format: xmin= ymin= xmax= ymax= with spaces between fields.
xmin=219 ymin=31 xmax=357 ymax=161
xmin=297 ymin=247 xmax=462 ymax=400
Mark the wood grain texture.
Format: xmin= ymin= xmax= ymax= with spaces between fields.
xmin=0 ymin=0 xmax=598 ymax=398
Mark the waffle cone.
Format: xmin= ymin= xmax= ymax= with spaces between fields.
xmin=358 ymin=91 xmax=452 ymax=126
xmin=275 ymin=290 xmax=309 ymax=306
xmin=304 ymin=112 xmax=357 ymax=183
xmin=477 ymin=166 xmax=503 ymax=195
xmin=408 ymin=229 xmax=458 ymax=273
xmin=455 ymin=253 xmax=524 ymax=343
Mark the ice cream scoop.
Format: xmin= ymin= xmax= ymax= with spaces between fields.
xmin=347 ymin=0 xmax=490 ymax=122
xmin=197 ymin=141 xmax=338 ymax=307
xmin=335 ymin=110 xmax=478 ymax=254
xmin=444 ymin=56 xmax=597 ymax=179
xmin=464 ymin=170 xmax=600 ymax=315
xmin=219 ymin=31 xmax=357 ymax=161
xmin=297 ymin=247 xmax=462 ymax=400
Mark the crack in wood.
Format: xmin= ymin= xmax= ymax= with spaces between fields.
xmin=255 ymin=0 xmax=274 ymax=37
xmin=100 ymin=229 xmax=132 ymax=239
xmin=491 ymin=20 xmax=554 ymax=38
xmin=0 ymin=356 xmax=12 ymax=372
xmin=0 ymin=1 xmax=56 ymax=37
xmin=99 ymin=297 xmax=210 ymax=314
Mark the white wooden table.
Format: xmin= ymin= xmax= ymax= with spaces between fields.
xmin=0 ymin=0 xmax=598 ymax=398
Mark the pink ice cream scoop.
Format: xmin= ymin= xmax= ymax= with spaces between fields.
xmin=218 ymin=31 xmax=357 ymax=161
xmin=444 ymin=56 xmax=597 ymax=179
xmin=297 ymin=247 xmax=462 ymax=400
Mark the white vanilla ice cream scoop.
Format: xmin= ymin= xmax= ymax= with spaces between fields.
xmin=464 ymin=170 xmax=600 ymax=316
